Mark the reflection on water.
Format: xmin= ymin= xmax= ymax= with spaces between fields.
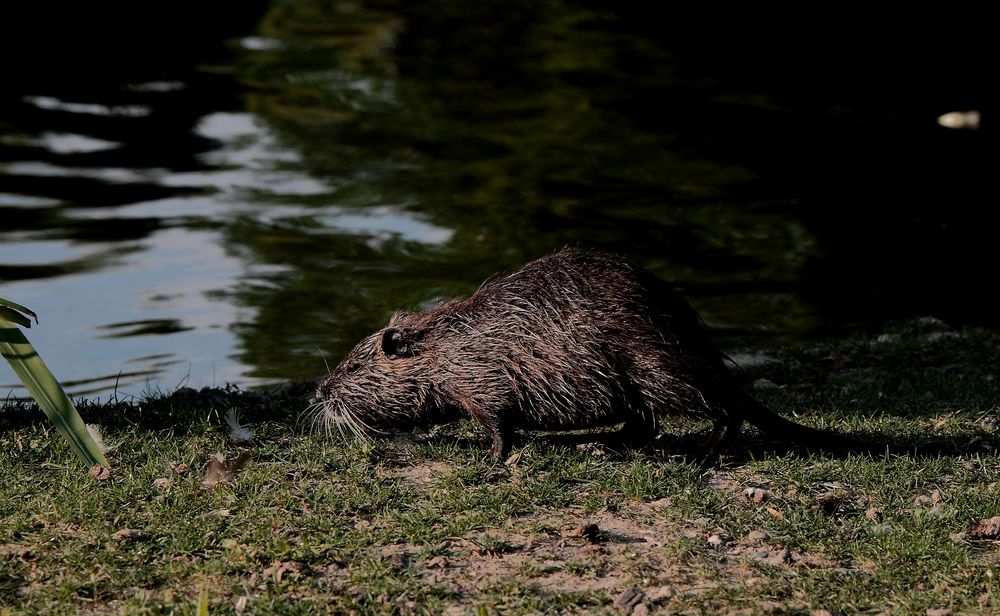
xmin=0 ymin=0 xmax=993 ymax=397
xmin=22 ymin=96 xmax=153 ymax=118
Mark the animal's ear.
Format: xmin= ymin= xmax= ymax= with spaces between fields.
xmin=387 ymin=311 xmax=412 ymax=328
xmin=380 ymin=327 xmax=420 ymax=359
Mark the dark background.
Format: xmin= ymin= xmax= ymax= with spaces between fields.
xmin=1 ymin=1 xmax=994 ymax=390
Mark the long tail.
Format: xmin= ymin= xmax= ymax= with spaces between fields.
xmin=739 ymin=393 xmax=890 ymax=455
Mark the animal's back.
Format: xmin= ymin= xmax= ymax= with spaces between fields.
xmin=418 ymin=249 xmax=729 ymax=432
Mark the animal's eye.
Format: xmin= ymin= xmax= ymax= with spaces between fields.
xmin=346 ymin=362 xmax=361 ymax=373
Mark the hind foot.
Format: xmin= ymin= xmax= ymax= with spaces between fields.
xmin=699 ymin=419 xmax=741 ymax=468
xmin=489 ymin=423 xmax=514 ymax=460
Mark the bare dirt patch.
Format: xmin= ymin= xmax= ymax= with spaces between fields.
xmin=384 ymin=460 xmax=453 ymax=487
xmin=358 ymin=496 xmax=844 ymax=613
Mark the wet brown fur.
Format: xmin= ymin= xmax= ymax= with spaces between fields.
xmin=313 ymin=249 xmax=869 ymax=464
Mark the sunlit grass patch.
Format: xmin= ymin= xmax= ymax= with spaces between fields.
xmin=2 ymin=323 xmax=999 ymax=613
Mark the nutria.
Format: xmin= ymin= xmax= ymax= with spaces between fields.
xmin=312 ymin=249 xmax=872 ymax=464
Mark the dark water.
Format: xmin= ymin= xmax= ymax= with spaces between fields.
xmin=1 ymin=1 xmax=993 ymax=397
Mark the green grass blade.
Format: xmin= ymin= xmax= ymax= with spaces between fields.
xmin=0 ymin=306 xmax=33 ymax=328
xmin=0 ymin=297 xmax=38 ymax=324
xmin=0 ymin=321 xmax=110 ymax=468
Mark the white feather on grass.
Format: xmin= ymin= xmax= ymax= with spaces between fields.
xmin=224 ymin=409 xmax=253 ymax=445
xmin=85 ymin=424 xmax=119 ymax=454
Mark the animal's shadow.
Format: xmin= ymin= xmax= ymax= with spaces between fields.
xmin=418 ymin=425 xmax=995 ymax=466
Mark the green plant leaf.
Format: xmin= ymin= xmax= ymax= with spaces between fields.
xmin=0 ymin=320 xmax=110 ymax=468
xmin=0 ymin=306 xmax=33 ymax=328
xmin=0 ymin=297 xmax=38 ymax=326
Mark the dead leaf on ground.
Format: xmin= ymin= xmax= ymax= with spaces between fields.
xmin=865 ymin=507 xmax=883 ymax=522
xmin=968 ymin=516 xmax=1000 ymax=539
xmin=201 ymin=451 xmax=252 ymax=489
xmin=931 ymin=418 xmax=950 ymax=432
xmin=262 ymin=559 xmax=307 ymax=583
xmin=560 ymin=523 xmax=601 ymax=542
xmin=813 ymin=492 xmax=852 ymax=516
xmin=744 ymin=487 xmax=771 ymax=504
xmin=113 ymin=528 xmax=144 ymax=542
xmin=425 ymin=556 xmax=448 ymax=569
xmin=0 ymin=545 xmax=34 ymax=560
xmin=748 ymin=548 xmax=792 ymax=566
xmin=576 ymin=442 xmax=608 ymax=456
xmin=89 ymin=465 xmax=112 ymax=481
xmin=613 ymin=588 xmax=645 ymax=612
xmin=504 ymin=451 xmax=522 ymax=467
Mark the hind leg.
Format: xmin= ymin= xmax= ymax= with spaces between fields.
xmin=488 ymin=420 xmax=514 ymax=459
xmin=699 ymin=413 xmax=744 ymax=468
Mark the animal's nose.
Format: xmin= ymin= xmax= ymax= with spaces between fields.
xmin=315 ymin=384 xmax=333 ymax=400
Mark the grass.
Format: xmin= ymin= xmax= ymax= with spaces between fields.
xmin=2 ymin=320 xmax=999 ymax=614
